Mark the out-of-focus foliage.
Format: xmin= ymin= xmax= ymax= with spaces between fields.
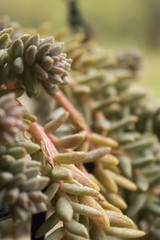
xmin=0 ymin=0 xmax=160 ymax=96
xmin=0 ymin=0 xmax=160 ymax=47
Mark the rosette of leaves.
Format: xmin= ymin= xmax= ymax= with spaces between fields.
xmin=0 ymin=93 xmax=25 ymax=144
xmin=0 ymin=27 xmax=72 ymax=96
xmin=0 ymin=138 xmax=49 ymax=223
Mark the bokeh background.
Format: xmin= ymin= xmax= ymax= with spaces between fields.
xmin=0 ymin=0 xmax=160 ymax=96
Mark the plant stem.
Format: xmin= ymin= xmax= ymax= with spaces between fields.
xmin=29 ymin=122 xmax=57 ymax=167
xmin=55 ymin=90 xmax=89 ymax=132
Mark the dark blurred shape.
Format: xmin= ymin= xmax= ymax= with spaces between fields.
xmin=66 ymin=0 xmax=93 ymax=41
xmin=31 ymin=212 xmax=46 ymax=240
xmin=145 ymin=0 xmax=160 ymax=47
xmin=0 ymin=205 xmax=9 ymax=222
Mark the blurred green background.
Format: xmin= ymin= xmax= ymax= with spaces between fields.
xmin=0 ymin=0 xmax=159 ymax=96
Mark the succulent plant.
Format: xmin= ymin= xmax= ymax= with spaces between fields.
xmin=1 ymin=17 xmax=160 ymax=240
xmin=0 ymin=27 xmax=72 ymax=97
xmin=0 ymin=93 xmax=25 ymax=144
xmin=0 ymin=140 xmax=49 ymax=223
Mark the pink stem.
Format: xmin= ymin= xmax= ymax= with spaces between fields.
xmin=29 ymin=122 xmax=58 ymax=167
xmin=29 ymin=122 xmax=46 ymax=141
xmin=55 ymin=90 xmax=90 ymax=133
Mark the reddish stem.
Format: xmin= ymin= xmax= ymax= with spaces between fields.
xmin=29 ymin=122 xmax=58 ymax=167
xmin=55 ymin=90 xmax=90 ymax=132
xmin=29 ymin=122 xmax=46 ymax=141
